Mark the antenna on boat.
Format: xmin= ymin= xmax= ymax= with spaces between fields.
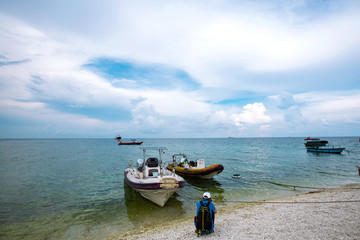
xmin=128 ymin=161 xmax=136 ymax=171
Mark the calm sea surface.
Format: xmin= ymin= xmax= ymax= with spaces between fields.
xmin=1 ymin=137 xmax=359 ymax=239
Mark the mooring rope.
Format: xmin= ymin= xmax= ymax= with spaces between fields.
xmin=179 ymin=185 xmax=360 ymax=205
xmin=180 ymin=194 xmax=360 ymax=204
xmin=265 ymin=181 xmax=326 ymax=190
xmin=224 ymin=199 xmax=360 ymax=204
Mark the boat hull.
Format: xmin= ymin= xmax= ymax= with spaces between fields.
xmin=134 ymin=188 xmax=178 ymax=207
xmin=124 ymin=169 xmax=185 ymax=207
xmin=306 ymin=147 xmax=345 ymax=154
xmin=118 ymin=141 xmax=143 ymax=145
xmin=166 ymin=164 xmax=224 ymax=179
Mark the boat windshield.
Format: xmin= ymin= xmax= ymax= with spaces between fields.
xmin=140 ymin=147 xmax=167 ymax=164
xmin=172 ymin=153 xmax=187 ymax=163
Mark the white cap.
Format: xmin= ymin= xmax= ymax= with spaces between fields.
xmin=180 ymin=158 xmax=186 ymax=163
xmin=203 ymin=192 xmax=211 ymax=199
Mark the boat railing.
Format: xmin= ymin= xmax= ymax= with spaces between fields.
xmin=316 ymin=145 xmax=344 ymax=149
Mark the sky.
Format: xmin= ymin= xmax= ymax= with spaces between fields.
xmin=0 ymin=0 xmax=360 ymax=138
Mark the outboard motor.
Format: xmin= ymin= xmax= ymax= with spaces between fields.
xmin=137 ymin=159 xmax=144 ymax=171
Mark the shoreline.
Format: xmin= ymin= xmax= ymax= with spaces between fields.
xmin=110 ymin=184 xmax=360 ymax=239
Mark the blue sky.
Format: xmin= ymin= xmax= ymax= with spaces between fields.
xmin=0 ymin=0 xmax=360 ymax=138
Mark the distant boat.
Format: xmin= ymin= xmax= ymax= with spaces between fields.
xmin=115 ymin=135 xmax=122 ymax=140
xmin=306 ymin=147 xmax=345 ymax=154
xmin=304 ymin=137 xmax=345 ymax=154
xmin=118 ymin=139 xmax=143 ymax=145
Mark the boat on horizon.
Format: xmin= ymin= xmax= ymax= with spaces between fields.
xmin=166 ymin=153 xmax=224 ymax=179
xmin=124 ymin=147 xmax=185 ymax=207
xmin=118 ymin=139 xmax=143 ymax=145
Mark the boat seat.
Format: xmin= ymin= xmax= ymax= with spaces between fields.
xmin=190 ymin=161 xmax=197 ymax=167
xmin=148 ymin=169 xmax=159 ymax=177
xmin=146 ymin=158 xmax=159 ymax=167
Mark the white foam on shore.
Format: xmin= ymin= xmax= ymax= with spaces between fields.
xmin=110 ymin=184 xmax=360 ymax=240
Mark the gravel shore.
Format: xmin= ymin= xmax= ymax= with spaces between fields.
xmin=110 ymin=184 xmax=360 ymax=240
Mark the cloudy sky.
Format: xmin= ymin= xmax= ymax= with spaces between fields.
xmin=0 ymin=0 xmax=360 ymax=138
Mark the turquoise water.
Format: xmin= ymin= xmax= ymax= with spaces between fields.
xmin=1 ymin=137 xmax=359 ymax=239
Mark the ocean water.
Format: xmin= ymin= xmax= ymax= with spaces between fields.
xmin=0 ymin=137 xmax=359 ymax=239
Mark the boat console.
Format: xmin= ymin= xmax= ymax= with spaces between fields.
xmin=196 ymin=159 xmax=205 ymax=169
xmin=145 ymin=157 xmax=160 ymax=177
xmin=146 ymin=158 xmax=159 ymax=167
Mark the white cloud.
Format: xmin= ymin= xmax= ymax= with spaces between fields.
xmin=0 ymin=98 xmax=109 ymax=136
xmin=131 ymin=101 xmax=166 ymax=134
xmin=296 ymin=91 xmax=360 ymax=123
xmin=88 ymin=1 xmax=360 ymax=90
xmin=1 ymin=1 xmax=360 ymax=137
xmin=233 ymin=102 xmax=272 ymax=125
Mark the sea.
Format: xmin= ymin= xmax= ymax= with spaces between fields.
xmin=1 ymin=137 xmax=359 ymax=239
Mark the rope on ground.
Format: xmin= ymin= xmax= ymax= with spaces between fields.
xmin=265 ymin=181 xmax=326 ymax=190
xmin=181 ymin=194 xmax=360 ymax=204
xmin=224 ymin=199 xmax=360 ymax=204
xmin=179 ymin=187 xmax=360 ymax=205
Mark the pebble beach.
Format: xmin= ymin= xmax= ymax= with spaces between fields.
xmin=111 ymin=184 xmax=360 ymax=240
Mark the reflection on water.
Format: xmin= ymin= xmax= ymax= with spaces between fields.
xmin=183 ymin=178 xmax=225 ymax=205
xmin=124 ymin=183 xmax=186 ymax=227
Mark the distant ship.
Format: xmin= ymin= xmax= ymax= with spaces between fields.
xmin=118 ymin=139 xmax=143 ymax=145
xmin=115 ymin=135 xmax=143 ymax=145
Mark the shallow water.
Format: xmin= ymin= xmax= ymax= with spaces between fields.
xmin=0 ymin=137 xmax=359 ymax=239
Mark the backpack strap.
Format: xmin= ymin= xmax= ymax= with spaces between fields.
xmin=200 ymin=200 xmax=211 ymax=208
xmin=202 ymin=200 xmax=210 ymax=207
xmin=198 ymin=200 xmax=209 ymax=214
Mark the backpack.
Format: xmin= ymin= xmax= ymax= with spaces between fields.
xmin=194 ymin=200 xmax=213 ymax=233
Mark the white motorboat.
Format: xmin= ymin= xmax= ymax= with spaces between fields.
xmin=124 ymin=147 xmax=185 ymax=207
